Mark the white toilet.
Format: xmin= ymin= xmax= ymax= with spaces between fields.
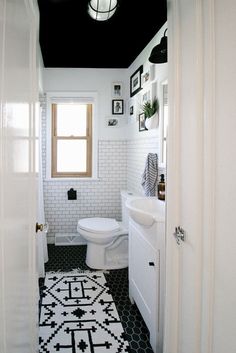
xmin=77 ymin=190 xmax=134 ymax=270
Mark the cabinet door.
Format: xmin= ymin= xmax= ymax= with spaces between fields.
xmin=130 ymin=225 xmax=159 ymax=329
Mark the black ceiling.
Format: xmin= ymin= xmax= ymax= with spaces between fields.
xmin=38 ymin=0 xmax=167 ymax=68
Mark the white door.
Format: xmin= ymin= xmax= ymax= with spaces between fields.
xmin=0 ymin=1 xmax=39 ymax=352
xmin=164 ymin=1 xmax=236 ymax=353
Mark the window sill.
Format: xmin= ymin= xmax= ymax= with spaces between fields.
xmin=44 ymin=177 xmax=100 ymax=182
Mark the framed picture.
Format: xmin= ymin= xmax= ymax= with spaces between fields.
xmin=112 ymin=99 xmax=124 ymax=115
xmin=141 ymin=89 xmax=151 ymax=105
xmin=112 ymin=82 xmax=123 ymax=97
xmin=141 ymin=64 xmax=155 ymax=87
xmin=141 ymin=81 xmax=157 ymax=105
xmin=128 ymin=98 xmax=135 ymax=116
xmin=130 ymin=65 xmax=143 ymax=97
xmin=139 ymin=113 xmax=147 ymax=131
xmin=107 ymin=118 xmax=118 ymax=127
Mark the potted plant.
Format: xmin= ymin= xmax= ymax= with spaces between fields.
xmin=141 ymin=97 xmax=159 ymax=129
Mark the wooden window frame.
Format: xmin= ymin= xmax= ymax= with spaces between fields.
xmin=51 ymin=103 xmax=92 ymax=178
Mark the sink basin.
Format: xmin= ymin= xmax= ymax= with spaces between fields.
xmin=126 ymin=196 xmax=165 ymax=227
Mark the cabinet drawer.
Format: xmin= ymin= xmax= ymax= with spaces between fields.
xmin=130 ymin=227 xmax=159 ymax=328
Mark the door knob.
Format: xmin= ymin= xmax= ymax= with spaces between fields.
xmin=36 ymin=222 xmax=49 ymax=233
xmin=36 ymin=223 xmax=43 ymax=232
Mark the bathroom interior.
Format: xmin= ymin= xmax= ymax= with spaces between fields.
xmin=37 ymin=2 xmax=168 ymax=351
xmin=34 ymin=1 xmax=169 ymax=353
xmin=1 ymin=1 xmax=235 ymax=353
xmin=0 ymin=0 xmax=236 ymax=353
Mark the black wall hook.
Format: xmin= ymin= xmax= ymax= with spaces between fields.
xmin=67 ymin=188 xmax=77 ymax=200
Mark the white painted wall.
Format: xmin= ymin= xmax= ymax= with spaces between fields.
xmin=126 ymin=23 xmax=168 ymax=141
xmin=127 ymin=137 xmax=165 ymax=196
xmin=43 ymin=68 xmax=128 ymax=140
xmin=126 ymin=23 xmax=167 ymax=195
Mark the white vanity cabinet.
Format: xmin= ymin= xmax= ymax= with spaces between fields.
xmin=129 ymin=218 xmax=165 ymax=353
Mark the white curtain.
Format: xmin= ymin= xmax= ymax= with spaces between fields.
xmin=37 ymin=103 xmax=48 ymax=277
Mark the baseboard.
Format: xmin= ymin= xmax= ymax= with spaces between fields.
xmin=55 ymin=233 xmax=87 ymax=246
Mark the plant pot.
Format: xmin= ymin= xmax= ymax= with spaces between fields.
xmin=145 ymin=113 xmax=159 ymax=130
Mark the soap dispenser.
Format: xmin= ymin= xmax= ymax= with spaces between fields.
xmin=158 ymin=174 xmax=165 ymax=201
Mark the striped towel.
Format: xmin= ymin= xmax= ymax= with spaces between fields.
xmin=141 ymin=153 xmax=158 ymax=196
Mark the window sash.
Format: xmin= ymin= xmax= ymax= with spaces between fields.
xmin=51 ymin=103 xmax=92 ymax=177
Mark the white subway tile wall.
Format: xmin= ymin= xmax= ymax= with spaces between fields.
xmin=127 ymin=137 xmax=159 ymax=195
xmin=127 ymin=138 xmax=165 ymax=196
xmin=41 ymin=94 xmax=127 ymax=242
xmin=40 ymin=95 xmax=165 ymax=242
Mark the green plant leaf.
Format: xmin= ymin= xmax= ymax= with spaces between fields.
xmin=141 ymin=97 xmax=159 ymax=118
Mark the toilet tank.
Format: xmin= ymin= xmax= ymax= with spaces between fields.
xmin=120 ymin=190 xmax=135 ymax=229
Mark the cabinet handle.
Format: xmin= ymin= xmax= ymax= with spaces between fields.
xmin=149 ymin=262 xmax=155 ymax=266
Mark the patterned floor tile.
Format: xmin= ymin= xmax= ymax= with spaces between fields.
xmin=39 ymin=272 xmax=130 ymax=353
xmin=39 ymin=244 xmax=154 ymax=353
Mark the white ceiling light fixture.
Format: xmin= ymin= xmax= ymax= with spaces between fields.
xmin=88 ymin=0 xmax=118 ymax=21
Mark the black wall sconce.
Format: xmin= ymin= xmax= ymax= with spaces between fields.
xmin=149 ymin=29 xmax=168 ymax=64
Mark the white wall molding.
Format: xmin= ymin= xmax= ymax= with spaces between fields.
xmin=201 ymin=0 xmax=216 ymax=352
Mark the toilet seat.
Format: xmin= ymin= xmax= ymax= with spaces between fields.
xmin=78 ymin=217 xmax=120 ymax=234
xmin=77 ymin=218 xmax=126 ymax=245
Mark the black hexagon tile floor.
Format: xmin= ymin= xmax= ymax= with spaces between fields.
xmin=39 ymin=244 xmax=154 ymax=353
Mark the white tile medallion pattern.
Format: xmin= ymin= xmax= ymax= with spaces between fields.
xmin=39 ymin=272 xmax=130 ymax=353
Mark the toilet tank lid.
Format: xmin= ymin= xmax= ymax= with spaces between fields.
xmin=78 ymin=217 xmax=120 ymax=234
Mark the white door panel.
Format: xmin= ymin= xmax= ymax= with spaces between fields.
xmin=0 ymin=1 xmax=39 ymax=352
xmin=165 ymin=1 xmax=236 ymax=353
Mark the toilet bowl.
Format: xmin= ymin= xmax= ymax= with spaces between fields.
xmin=77 ymin=190 xmax=134 ymax=270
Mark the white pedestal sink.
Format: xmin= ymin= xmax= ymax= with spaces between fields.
xmin=125 ymin=196 xmax=165 ymax=227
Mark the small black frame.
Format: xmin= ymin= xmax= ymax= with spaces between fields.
xmin=139 ymin=112 xmax=147 ymax=132
xmin=112 ymin=99 xmax=124 ymax=115
xmin=130 ymin=65 xmax=143 ymax=97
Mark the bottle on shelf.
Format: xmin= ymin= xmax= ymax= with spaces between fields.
xmin=158 ymin=174 xmax=165 ymax=201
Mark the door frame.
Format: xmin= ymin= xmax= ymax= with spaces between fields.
xmin=164 ymin=1 xmax=216 ymax=352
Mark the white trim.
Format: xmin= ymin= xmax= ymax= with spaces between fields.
xmin=44 ymin=177 xmax=100 ymax=182
xmin=164 ymin=0 xmax=181 ymax=351
xmin=192 ymin=1 xmax=204 ymax=353
xmin=158 ymin=78 xmax=168 ymax=169
xmin=201 ymin=0 xmax=216 ymax=352
xmin=0 ymin=1 xmax=7 ymax=351
xmin=46 ymin=91 xmax=98 ymax=180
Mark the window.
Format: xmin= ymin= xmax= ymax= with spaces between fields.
xmin=51 ymin=102 xmax=92 ymax=177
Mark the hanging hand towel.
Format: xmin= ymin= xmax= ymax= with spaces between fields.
xmin=141 ymin=153 xmax=158 ymax=196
